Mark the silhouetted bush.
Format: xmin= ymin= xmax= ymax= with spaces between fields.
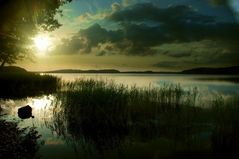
xmin=0 ymin=119 xmax=41 ymax=159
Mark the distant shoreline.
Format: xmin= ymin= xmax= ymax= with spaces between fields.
xmin=1 ymin=65 xmax=239 ymax=75
xmin=38 ymin=66 xmax=239 ymax=75
xmin=42 ymin=71 xmax=178 ymax=74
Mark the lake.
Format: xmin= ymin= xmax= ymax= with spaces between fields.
xmin=51 ymin=73 xmax=239 ymax=95
xmin=1 ymin=73 xmax=239 ymax=159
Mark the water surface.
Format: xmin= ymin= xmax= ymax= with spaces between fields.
xmin=1 ymin=73 xmax=239 ymax=158
xmin=51 ymin=73 xmax=239 ymax=95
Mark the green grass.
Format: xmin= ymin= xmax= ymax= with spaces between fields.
xmin=0 ymin=72 xmax=60 ymax=99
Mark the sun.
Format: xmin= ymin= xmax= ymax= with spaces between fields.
xmin=33 ymin=34 xmax=52 ymax=54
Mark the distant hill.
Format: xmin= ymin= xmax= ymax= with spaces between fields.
xmin=45 ymin=69 xmax=175 ymax=74
xmin=0 ymin=66 xmax=27 ymax=73
xmin=182 ymin=66 xmax=239 ymax=75
xmin=45 ymin=69 xmax=120 ymax=73
xmin=42 ymin=66 xmax=239 ymax=75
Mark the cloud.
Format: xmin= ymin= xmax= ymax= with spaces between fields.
xmin=153 ymin=61 xmax=187 ymax=69
xmin=228 ymin=0 xmax=239 ymax=22
xmin=209 ymin=0 xmax=228 ymax=5
xmin=153 ymin=51 xmax=239 ymax=69
xmin=51 ymin=24 xmax=123 ymax=55
xmin=109 ymin=3 xmax=215 ymax=24
xmin=122 ymin=0 xmax=132 ymax=7
xmin=208 ymin=0 xmax=239 ymax=22
xmin=111 ymin=2 xmax=121 ymax=12
xmin=163 ymin=51 xmax=191 ymax=58
xmin=51 ymin=37 xmax=86 ymax=54
xmin=51 ymin=2 xmax=239 ymax=61
xmin=153 ymin=39 xmax=239 ymax=68
xmin=93 ymin=42 xmax=118 ymax=56
xmin=154 ymin=40 xmax=230 ymax=58
xmin=108 ymin=3 xmax=239 ymax=55
xmin=76 ymin=12 xmax=109 ymax=24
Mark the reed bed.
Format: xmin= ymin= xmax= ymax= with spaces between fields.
xmin=0 ymin=72 xmax=60 ymax=99
xmin=52 ymin=79 xmax=233 ymax=156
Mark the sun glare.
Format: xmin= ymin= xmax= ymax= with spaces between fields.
xmin=31 ymin=96 xmax=54 ymax=110
xmin=33 ymin=34 xmax=52 ymax=54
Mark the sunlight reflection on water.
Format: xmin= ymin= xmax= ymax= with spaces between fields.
xmin=0 ymin=95 xmax=66 ymax=154
xmin=0 ymin=95 xmax=56 ymax=127
xmin=31 ymin=95 xmax=54 ymax=110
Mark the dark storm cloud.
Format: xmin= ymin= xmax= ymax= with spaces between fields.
xmin=110 ymin=3 xmax=239 ymax=56
xmin=162 ymin=51 xmax=191 ymax=58
xmin=52 ymin=24 xmax=123 ymax=54
xmin=154 ymin=40 xmax=239 ymax=68
xmin=153 ymin=50 xmax=239 ymax=68
xmin=80 ymin=23 xmax=123 ymax=51
xmin=209 ymin=0 xmax=228 ymax=5
xmin=109 ymin=3 xmax=215 ymax=24
xmin=52 ymin=3 xmax=239 ymax=58
xmin=153 ymin=61 xmax=185 ymax=68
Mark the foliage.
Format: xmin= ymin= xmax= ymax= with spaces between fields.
xmin=0 ymin=0 xmax=72 ymax=66
xmin=0 ymin=119 xmax=41 ymax=159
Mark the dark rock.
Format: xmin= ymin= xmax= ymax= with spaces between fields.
xmin=18 ymin=105 xmax=34 ymax=119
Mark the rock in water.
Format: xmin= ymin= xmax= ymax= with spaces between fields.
xmin=18 ymin=105 xmax=34 ymax=119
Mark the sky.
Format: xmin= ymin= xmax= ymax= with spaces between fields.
xmin=18 ymin=0 xmax=239 ymax=71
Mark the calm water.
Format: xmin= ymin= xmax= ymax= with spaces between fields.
xmin=1 ymin=73 xmax=239 ymax=158
xmin=52 ymin=73 xmax=239 ymax=95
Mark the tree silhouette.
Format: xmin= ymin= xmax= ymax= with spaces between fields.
xmin=0 ymin=0 xmax=72 ymax=67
